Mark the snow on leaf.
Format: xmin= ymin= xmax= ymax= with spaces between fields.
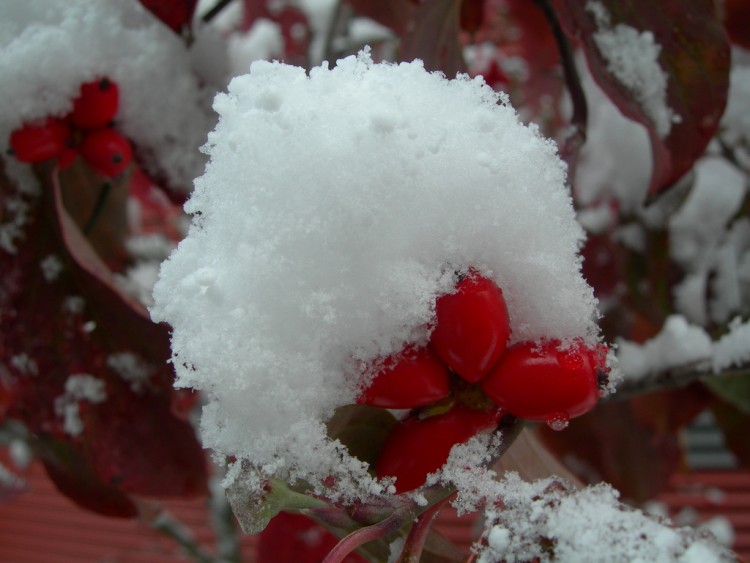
xmin=553 ymin=0 xmax=730 ymax=197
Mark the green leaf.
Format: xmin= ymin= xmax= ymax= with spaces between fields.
xmin=711 ymin=398 xmax=750 ymax=468
xmin=326 ymin=404 xmax=397 ymax=469
xmin=226 ymin=467 xmax=328 ymax=534
xmin=703 ymin=372 xmax=750 ymax=415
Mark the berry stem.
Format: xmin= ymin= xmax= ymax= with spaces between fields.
xmin=397 ymin=492 xmax=456 ymax=563
xmin=321 ymin=508 xmax=408 ymax=563
xmin=82 ymin=181 xmax=111 ymax=235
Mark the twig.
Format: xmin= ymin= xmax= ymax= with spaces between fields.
xmin=151 ymin=510 xmax=214 ymax=563
xmin=202 ymin=0 xmax=235 ymax=24
xmin=533 ymin=0 xmax=588 ymax=179
xmin=606 ymin=362 xmax=750 ymax=401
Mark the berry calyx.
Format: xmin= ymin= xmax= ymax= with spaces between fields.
xmin=430 ymin=271 xmax=511 ymax=383
xmin=80 ymin=129 xmax=133 ymax=178
xmin=9 ymin=118 xmax=71 ymax=163
xmin=357 ymin=346 xmax=451 ymax=409
xmin=481 ymin=339 xmax=606 ymax=425
xmin=375 ymin=406 xmax=502 ymax=493
xmin=71 ymin=78 xmax=120 ymax=130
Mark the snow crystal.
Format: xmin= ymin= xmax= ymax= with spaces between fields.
xmin=586 ymin=1 xmax=677 ymax=138
xmin=617 ymin=315 xmax=712 ymax=380
xmin=107 ymin=352 xmax=153 ymax=392
xmin=0 ymin=0 xmax=214 ymax=190
xmin=10 ymin=353 xmax=38 ymax=376
xmin=152 ymin=50 xmax=600 ymax=501
xmin=54 ymin=374 xmax=107 ymax=436
xmin=39 ymin=254 xmax=63 ymax=282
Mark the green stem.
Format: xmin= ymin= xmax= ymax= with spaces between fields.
xmin=151 ymin=510 xmax=213 ymax=563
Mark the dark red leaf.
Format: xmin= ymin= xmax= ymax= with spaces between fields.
xmin=553 ymin=0 xmax=730 ymax=197
xmin=401 ymin=0 xmax=466 ymax=76
xmin=83 ymin=380 xmax=208 ymax=498
xmin=39 ymin=438 xmax=139 ymax=518
xmin=139 ymin=0 xmax=198 ymax=34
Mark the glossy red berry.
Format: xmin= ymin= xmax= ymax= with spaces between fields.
xmin=375 ymin=406 xmax=501 ymax=493
xmin=430 ymin=272 xmax=511 ymax=383
xmin=357 ymin=346 xmax=451 ymax=409
xmin=9 ymin=118 xmax=71 ymax=163
xmin=80 ymin=129 xmax=133 ymax=178
xmin=71 ymin=78 xmax=120 ymax=130
xmin=481 ymin=340 xmax=606 ymax=428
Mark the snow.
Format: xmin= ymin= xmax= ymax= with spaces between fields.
xmin=39 ymin=254 xmax=63 ymax=282
xmin=475 ymin=474 xmax=733 ymax=563
xmin=616 ymin=314 xmax=750 ymax=380
xmin=586 ymin=1 xmax=678 ymax=138
xmin=573 ymin=54 xmax=652 ymax=213
xmin=722 ymin=62 xmax=750 ymax=143
xmin=0 ymin=0 xmax=214 ymax=191
xmin=669 ymin=157 xmax=747 ymax=271
xmin=617 ymin=316 xmax=712 ymax=380
xmin=152 ymin=50 xmax=600 ymax=501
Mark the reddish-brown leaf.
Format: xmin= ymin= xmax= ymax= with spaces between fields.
xmin=553 ymin=0 xmax=730 ymax=197
xmin=39 ymin=438 xmax=139 ymax=518
xmin=83 ymin=379 xmax=208 ymax=498
xmin=401 ymin=0 xmax=467 ymax=76
xmin=538 ymin=398 xmax=686 ymax=503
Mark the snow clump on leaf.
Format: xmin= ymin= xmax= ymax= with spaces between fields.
xmin=151 ymin=50 xmax=601 ymax=501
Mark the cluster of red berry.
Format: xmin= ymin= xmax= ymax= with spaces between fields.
xmin=7 ymin=78 xmax=133 ymax=178
xmin=357 ymin=270 xmax=609 ymax=492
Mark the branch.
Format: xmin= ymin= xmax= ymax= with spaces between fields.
xmin=607 ymin=362 xmax=750 ymax=401
xmin=533 ymin=0 xmax=588 ymax=179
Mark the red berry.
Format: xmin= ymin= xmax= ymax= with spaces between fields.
xmin=481 ymin=340 xmax=606 ymax=427
xmin=57 ymin=147 xmax=79 ymax=171
xmin=430 ymin=271 xmax=511 ymax=383
xmin=357 ymin=346 xmax=451 ymax=409
xmin=375 ymin=406 xmax=501 ymax=493
xmin=9 ymin=118 xmax=71 ymax=163
xmin=71 ymin=78 xmax=120 ymax=130
xmin=80 ymin=129 xmax=133 ymax=178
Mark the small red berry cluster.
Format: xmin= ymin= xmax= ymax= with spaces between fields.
xmin=7 ymin=78 xmax=133 ymax=178
xmin=357 ymin=270 xmax=609 ymax=492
